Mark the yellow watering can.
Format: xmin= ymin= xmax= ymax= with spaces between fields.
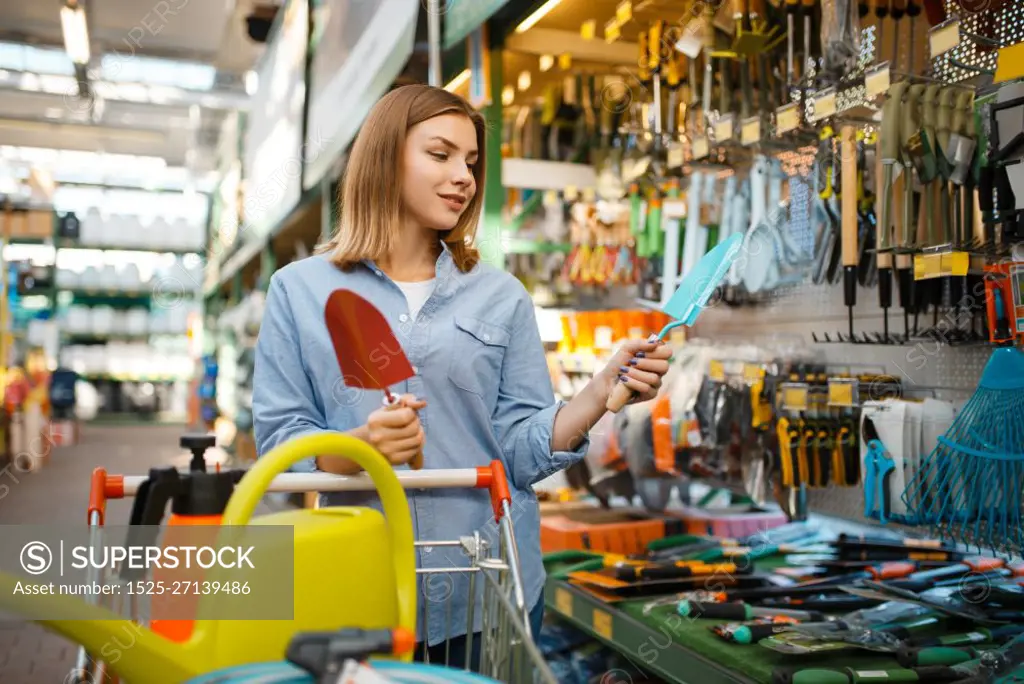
xmin=0 ymin=432 xmax=417 ymax=684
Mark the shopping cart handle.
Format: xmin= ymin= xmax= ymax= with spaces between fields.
xmin=87 ymin=468 xmax=125 ymax=526
xmin=108 ymin=462 xmax=516 ymax=522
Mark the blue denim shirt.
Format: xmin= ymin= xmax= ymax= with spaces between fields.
xmin=251 ymin=243 xmax=589 ymax=645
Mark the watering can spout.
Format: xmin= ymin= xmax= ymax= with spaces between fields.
xmin=0 ymin=571 xmax=200 ymax=683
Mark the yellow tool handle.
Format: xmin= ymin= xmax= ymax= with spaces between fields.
xmin=776 ymin=418 xmax=794 ymax=487
xmin=221 ymin=432 xmax=418 ymax=644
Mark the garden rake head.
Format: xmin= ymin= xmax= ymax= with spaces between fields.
xmin=900 ymin=346 xmax=1024 ymax=557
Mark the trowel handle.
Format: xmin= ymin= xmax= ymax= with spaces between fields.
xmin=606 ymin=333 xmax=661 ymax=413
xmin=383 ymin=394 xmax=424 ymax=470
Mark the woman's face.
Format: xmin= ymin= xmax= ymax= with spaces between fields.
xmin=401 ymin=113 xmax=478 ymax=232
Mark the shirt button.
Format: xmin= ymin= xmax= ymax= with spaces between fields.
xmin=375 ymin=270 xmax=382 ymax=277
xmin=399 ymin=314 xmax=409 ymax=322
xmin=482 ymin=333 xmax=491 ymax=342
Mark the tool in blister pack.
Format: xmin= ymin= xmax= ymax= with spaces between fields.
xmin=861 ymin=416 xmax=896 ymax=524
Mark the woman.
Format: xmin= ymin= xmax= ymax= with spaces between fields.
xmin=252 ymin=84 xmax=672 ymax=667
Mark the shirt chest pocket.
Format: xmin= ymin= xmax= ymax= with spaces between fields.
xmin=448 ymin=316 xmax=511 ymax=407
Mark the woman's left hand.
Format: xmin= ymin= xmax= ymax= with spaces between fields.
xmin=598 ymin=338 xmax=673 ymax=405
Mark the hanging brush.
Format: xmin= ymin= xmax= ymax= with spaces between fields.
xmin=900 ymin=346 xmax=1024 ymax=556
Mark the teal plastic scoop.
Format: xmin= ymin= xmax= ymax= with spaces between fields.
xmin=607 ymin=232 xmax=745 ymax=412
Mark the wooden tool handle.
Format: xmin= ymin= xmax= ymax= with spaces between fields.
xmin=841 ymin=126 xmax=858 ymax=267
xmin=606 ymin=382 xmax=634 ymax=413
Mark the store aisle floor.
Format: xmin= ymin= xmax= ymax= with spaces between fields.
xmin=0 ymin=424 xmax=275 ymax=684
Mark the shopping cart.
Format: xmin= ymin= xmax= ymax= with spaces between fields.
xmin=69 ymin=443 xmax=557 ymax=684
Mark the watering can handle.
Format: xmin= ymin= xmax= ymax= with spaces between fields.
xmin=220 ymin=432 xmax=417 ymax=642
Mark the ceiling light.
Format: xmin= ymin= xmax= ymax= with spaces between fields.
xmin=502 ymin=85 xmax=515 ymax=106
xmin=515 ymin=0 xmax=562 ymax=34
xmin=60 ymin=3 xmax=91 ymax=65
xmin=444 ymin=69 xmax=470 ymax=92
xmin=539 ymin=55 xmax=554 ymax=72
xmin=517 ymin=70 xmax=531 ymax=91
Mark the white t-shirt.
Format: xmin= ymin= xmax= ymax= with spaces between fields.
xmin=395 ymin=278 xmax=436 ymax=320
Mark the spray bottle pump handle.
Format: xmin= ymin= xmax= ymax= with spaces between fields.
xmin=181 ymin=433 xmax=217 ymax=472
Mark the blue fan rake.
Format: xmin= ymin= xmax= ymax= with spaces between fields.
xmin=900 ymin=347 xmax=1024 ymax=556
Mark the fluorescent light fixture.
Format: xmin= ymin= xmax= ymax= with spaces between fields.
xmin=502 ymin=85 xmax=515 ymax=106
xmin=515 ymin=0 xmax=561 ymax=34
xmin=444 ymin=69 xmax=470 ymax=92
xmin=539 ymin=54 xmax=554 ymax=72
xmin=61 ymin=4 xmax=90 ymax=65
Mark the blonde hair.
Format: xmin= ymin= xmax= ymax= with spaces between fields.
xmin=317 ymin=84 xmax=486 ymax=273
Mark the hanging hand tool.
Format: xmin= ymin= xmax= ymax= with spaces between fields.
xmin=899 ymin=83 xmax=926 ymax=250
xmin=875 ymin=130 xmax=895 ymax=341
xmin=878 ymin=81 xmax=907 ymax=255
xmin=889 ymin=0 xmax=905 ymax=68
xmin=786 ymin=0 xmax=799 ymax=87
xmin=802 ymin=0 xmax=816 ymax=81
xmin=873 ymin=0 xmax=889 ymax=61
xmin=841 ymin=125 xmax=859 ymax=340
xmin=916 ymin=85 xmax=943 ymax=245
xmin=905 ymin=0 xmax=920 ymax=73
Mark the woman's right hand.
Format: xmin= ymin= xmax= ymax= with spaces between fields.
xmin=365 ymin=394 xmax=426 ymax=467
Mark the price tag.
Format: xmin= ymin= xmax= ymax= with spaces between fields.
xmin=828 ymin=378 xmax=858 ymax=407
xmin=667 ymin=142 xmax=685 ymax=169
xmin=714 ymin=115 xmax=735 ymax=142
xmin=604 ymin=18 xmax=621 ymax=43
xmin=914 ymin=254 xmax=942 ymax=279
xmin=580 ymin=19 xmax=597 ymax=40
xmin=865 ymin=62 xmax=891 ymax=98
xmin=813 ymin=89 xmax=837 ymax=120
xmin=543 ymin=190 xmax=558 ymax=204
xmin=775 ymin=103 xmax=800 ymax=134
xmin=781 ymin=384 xmax=809 ymax=411
xmin=555 ymin=588 xmax=573 ymax=615
xmin=581 ymin=187 xmax=596 ymax=202
xmin=616 ymin=0 xmax=633 ymax=24
xmin=709 ymin=360 xmax=725 ymax=382
xmin=692 ymin=136 xmax=709 ymax=160
xmin=564 ymin=185 xmax=579 ymax=201
xmin=744 ymin=364 xmax=765 ymax=383
xmin=930 ymin=17 xmax=960 ymax=59
xmin=741 ymin=117 xmax=761 ymax=145
xmin=940 ymin=251 xmax=969 ymax=276
xmin=593 ymin=609 xmax=614 ymax=639
xmin=559 ymin=53 xmax=572 ymax=70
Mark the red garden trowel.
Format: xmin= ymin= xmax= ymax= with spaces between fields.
xmin=607 ymin=232 xmax=744 ymax=412
xmin=325 ymin=289 xmax=424 ymax=470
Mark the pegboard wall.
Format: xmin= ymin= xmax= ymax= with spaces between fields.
xmin=692 ymin=272 xmax=998 ymax=539
xmin=932 ymin=0 xmax=1024 ymax=85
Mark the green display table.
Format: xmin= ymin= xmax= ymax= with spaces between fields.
xmin=542 ymin=554 xmax=923 ymax=684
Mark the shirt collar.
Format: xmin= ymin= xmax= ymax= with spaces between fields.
xmin=360 ymin=240 xmax=465 ymax=300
